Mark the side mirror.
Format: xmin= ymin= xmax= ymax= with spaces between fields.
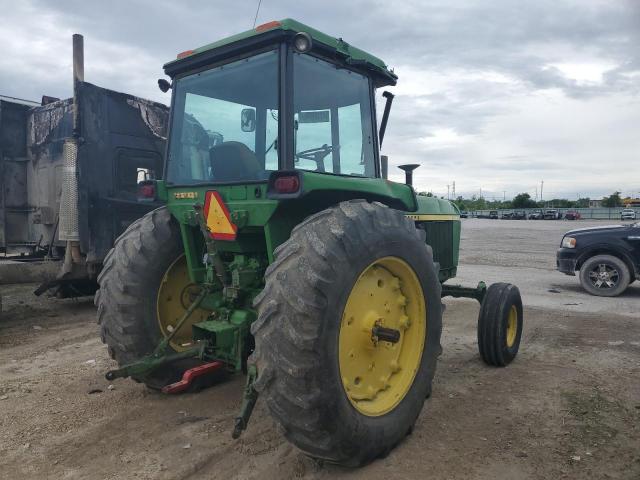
xmin=158 ymin=79 xmax=172 ymax=93
xmin=241 ymin=108 xmax=256 ymax=132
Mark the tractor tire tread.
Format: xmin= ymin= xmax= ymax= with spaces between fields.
xmin=250 ymin=199 xmax=442 ymax=466
xmin=94 ymin=207 xmax=185 ymax=388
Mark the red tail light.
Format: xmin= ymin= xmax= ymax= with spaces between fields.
xmin=274 ymin=175 xmax=300 ymax=194
xmin=138 ymin=181 xmax=156 ymax=201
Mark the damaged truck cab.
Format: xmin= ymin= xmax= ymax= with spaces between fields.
xmin=0 ymin=36 xmax=168 ymax=295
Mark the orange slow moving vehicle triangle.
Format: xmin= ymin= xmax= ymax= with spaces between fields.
xmin=204 ymin=191 xmax=238 ymax=240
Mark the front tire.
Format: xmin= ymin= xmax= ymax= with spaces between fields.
xmin=477 ymin=283 xmax=523 ymax=366
xmin=250 ymin=200 xmax=443 ymax=466
xmin=579 ymin=254 xmax=630 ymax=297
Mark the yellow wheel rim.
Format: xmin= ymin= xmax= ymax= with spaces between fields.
xmin=506 ymin=305 xmax=518 ymax=348
xmin=156 ymin=254 xmax=209 ymax=351
xmin=339 ymin=257 xmax=426 ymax=417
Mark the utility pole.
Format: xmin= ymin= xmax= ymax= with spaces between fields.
xmin=452 ymin=181 xmax=456 ymax=198
xmin=540 ymin=180 xmax=544 ymax=203
xmin=480 ymin=187 xmax=482 ymax=199
xmin=503 ymin=191 xmax=506 ymax=202
xmin=447 ymin=184 xmax=450 ymax=200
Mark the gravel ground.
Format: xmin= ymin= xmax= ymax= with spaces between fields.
xmin=456 ymin=219 xmax=639 ymax=317
xmin=0 ymin=218 xmax=638 ymax=479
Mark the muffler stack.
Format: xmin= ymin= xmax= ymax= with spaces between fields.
xmin=59 ymin=34 xmax=83 ymax=267
xmin=58 ymin=138 xmax=80 ymax=242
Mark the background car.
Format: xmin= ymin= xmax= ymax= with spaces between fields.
xmin=529 ymin=209 xmax=544 ymax=220
xmin=489 ymin=210 xmax=499 ymax=219
xmin=544 ymin=209 xmax=562 ymax=220
xmin=565 ymin=210 xmax=581 ymax=220
xmin=621 ymin=209 xmax=637 ymax=220
xmin=460 ymin=210 xmax=469 ymax=218
xmin=501 ymin=212 xmax=513 ymax=219
xmin=512 ymin=211 xmax=527 ymax=220
xmin=557 ymin=222 xmax=640 ymax=296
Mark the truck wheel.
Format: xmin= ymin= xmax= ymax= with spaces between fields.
xmin=477 ymin=283 xmax=523 ymax=366
xmin=250 ymin=200 xmax=442 ymax=466
xmin=579 ymin=254 xmax=630 ymax=297
xmin=95 ymin=207 xmax=209 ymax=389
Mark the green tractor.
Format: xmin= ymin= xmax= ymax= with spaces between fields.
xmin=96 ymin=19 xmax=523 ymax=466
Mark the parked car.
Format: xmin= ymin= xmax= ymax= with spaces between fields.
xmin=460 ymin=210 xmax=469 ymax=218
xmin=557 ymin=222 xmax=640 ymax=296
xmin=529 ymin=209 xmax=544 ymax=220
xmin=621 ymin=209 xmax=637 ymax=220
xmin=564 ymin=210 xmax=581 ymax=220
xmin=501 ymin=212 xmax=513 ymax=219
xmin=544 ymin=209 xmax=562 ymax=220
xmin=489 ymin=210 xmax=499 ymax=219
xmin=512 ymin=210 xmax=527 ymax=220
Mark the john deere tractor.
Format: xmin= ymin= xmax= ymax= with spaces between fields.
xmin=96 ymin=19 xmax=523 ymax=466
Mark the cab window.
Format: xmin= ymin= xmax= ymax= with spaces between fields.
xmin=293 ymin=54 xmax=376 ymax=177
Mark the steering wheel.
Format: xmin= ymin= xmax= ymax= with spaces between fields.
xmin=295 ymin=144 xmax=334 ymax=172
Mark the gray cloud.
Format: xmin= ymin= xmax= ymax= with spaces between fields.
xmin=1 ymin=0 xmax=638 ymax=199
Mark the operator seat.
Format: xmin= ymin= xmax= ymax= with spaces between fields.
xmin=209 ymin=141 xmax=261 ymax=182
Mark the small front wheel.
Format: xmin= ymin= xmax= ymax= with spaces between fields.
xmin=477 ymin=283 xmax=523 ymax=366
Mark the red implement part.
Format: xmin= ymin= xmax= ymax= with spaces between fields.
xmin=161 ymin=361 xmax=223 ymax=394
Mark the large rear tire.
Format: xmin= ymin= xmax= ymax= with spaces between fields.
xmin=250 ymin=200 xmax=442 ymax=466
xmin=95 ymin=207 xmax=207 ymax=389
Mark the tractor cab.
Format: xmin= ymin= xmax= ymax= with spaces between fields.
xmin=163 ymin=19 xmax=396 ymax=187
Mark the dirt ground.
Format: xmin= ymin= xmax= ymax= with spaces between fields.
xmin=1 ymin=219 xmax=639 ymax=480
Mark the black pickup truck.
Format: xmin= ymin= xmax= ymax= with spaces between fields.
xmin=557 ymin=223 xmax=640 ymax=296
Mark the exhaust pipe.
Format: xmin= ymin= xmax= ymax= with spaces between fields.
xmin=59 ymin=34 xmax=84 ymax=271
xmin=72 ymin=33 xmax=83 ymax=137
xmin=398 ymin=164 xmax=420 ymax=187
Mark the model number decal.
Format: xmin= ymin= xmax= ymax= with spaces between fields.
xmin=174 ymin=192 xmax=198 ymax=199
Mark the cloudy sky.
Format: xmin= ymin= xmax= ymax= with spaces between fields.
xmin=1 ymin=0 xmax=638 ymax=200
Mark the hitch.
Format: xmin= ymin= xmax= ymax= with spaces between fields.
xmin=161 ymin=361 xmax=224 ymax=394
xmin=105 ymin=344 xmax=205 ymax=381
xmin=232 ymin=364 xmax=259 ymax=439
xmin=105 ymin=286 xmax=210 ymax=383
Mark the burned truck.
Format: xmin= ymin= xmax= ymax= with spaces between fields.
xmin=0 ymin=35 xmax=168 ymax=295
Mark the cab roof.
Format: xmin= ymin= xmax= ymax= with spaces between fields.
xmin=163 ymin=18 xmax=397 ymax=87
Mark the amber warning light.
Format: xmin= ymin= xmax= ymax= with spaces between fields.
xmin=176 ymin=49 xmax=195 ymax=59
xmin=255 ymin=21 xmax=281 ymax=32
